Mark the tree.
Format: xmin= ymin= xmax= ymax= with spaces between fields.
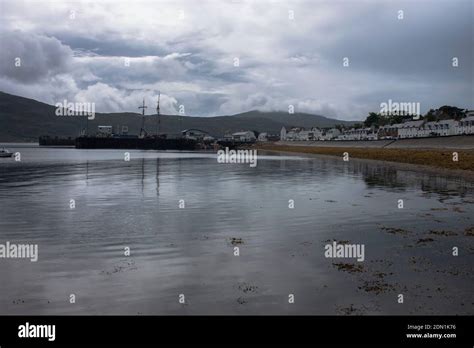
xmin=437 ymin=106 xmax=466 ymax=120
xmin=335 ymin=124 xmax=345 ymax=131
xmin=364 ymin=112 xmax=380 ymax=127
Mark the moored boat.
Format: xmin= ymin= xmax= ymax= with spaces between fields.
xmin=0 ymin=148 xmax=14 ymax=158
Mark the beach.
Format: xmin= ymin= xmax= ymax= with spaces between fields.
xmin=255 ymin=136 xmax=474 ymax=176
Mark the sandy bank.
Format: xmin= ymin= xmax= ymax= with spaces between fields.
xmin=276 ymin=135 xmax=474 ymax=150
xmin=255 ymin=144 xmax=474 ymax=180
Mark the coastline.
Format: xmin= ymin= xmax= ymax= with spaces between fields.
xmin=255 ymin=144 xmax=474 ymax=181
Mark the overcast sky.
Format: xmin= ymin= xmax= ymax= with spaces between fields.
xmin=0 ymin=0 xmax=472 ymax=120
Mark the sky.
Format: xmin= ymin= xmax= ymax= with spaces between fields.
xmin=0 ymin=0 xmax=472 ymax=120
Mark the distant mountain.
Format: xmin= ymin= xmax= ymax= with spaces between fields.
xmin=0 ymin=91 xmax=354 ymax=142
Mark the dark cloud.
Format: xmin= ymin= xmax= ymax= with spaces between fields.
xmin=0 ymin=0 xmax=471 ymax=120
xmin=0 ymin=31 xmax=72 ymax=83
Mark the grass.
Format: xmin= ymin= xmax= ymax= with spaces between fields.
xmin=255 ymin=144 xmax=474 ymax=172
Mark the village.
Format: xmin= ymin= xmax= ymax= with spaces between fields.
xmin=201 ymin=108 xmax=474 ymax=143
xmin=279 ymin=110 xmax=474 ymax=142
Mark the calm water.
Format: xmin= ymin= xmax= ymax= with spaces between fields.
xmin=0 ymin=144 xmax=473 ymax=315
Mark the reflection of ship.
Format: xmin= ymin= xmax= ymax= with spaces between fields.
xmin=0 ymin=148 xmax=14 ymax=158
xmin=75 ymin=94 xmax=197 ymax=150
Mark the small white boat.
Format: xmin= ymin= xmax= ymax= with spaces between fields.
xmin=0 ymin=148 xmax=14 ymax=158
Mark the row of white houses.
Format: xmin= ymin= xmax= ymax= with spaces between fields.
xmin=280 ymin=126 xmax=342 ymax=141
xmin=380 ymin=117 xmax=474 ymax=139
xmin=280 ymin=115 xmax=474 ymax=141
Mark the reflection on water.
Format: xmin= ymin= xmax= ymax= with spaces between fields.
xmin=0 ymin=145 xmax=473 ymax=315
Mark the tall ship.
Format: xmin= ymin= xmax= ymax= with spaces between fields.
xmin=74 ymin=93 xmax=197 ymax=150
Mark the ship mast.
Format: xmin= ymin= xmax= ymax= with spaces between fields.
xmin=156 ymin=92 xmax=160 ymax=136
xmin=138 ymin=98 xmax=147 ymax=138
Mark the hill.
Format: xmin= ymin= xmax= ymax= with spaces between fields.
xmin=0 ymin=91 xmax=354 ymax=142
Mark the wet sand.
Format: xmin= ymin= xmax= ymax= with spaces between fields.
xmin=255 ymin=144 xmax=474 ymax=178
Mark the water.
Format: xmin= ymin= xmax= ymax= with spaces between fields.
xmin=0 ymin=144 xmax=473 ymax=315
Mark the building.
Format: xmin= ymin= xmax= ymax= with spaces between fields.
xmin=309 ymin=127 xmax=322 ymax=140
xmin=257 ymin=132 xmax=268 ymax=141
xmin=278 ymin=116 xmax=472 ymax=142
xmin=182 ymin=129 xmax=210 ymax=140
xmin=377 ymin=124 xmax=402 ymax=139
xmin=420 ymin=120 xmax=458 ymax=137
xmin=455 ymin=116 xmax=474 ymax=135
xmin=320 ymin=128 xmax=341 ymax=140
xmin=433 ymin=119 xmax=458 ymax=136
xmin=297 ymin=130 xmax=319 ymax=141
xmin=281 ymin=127 xmax=302 ymax=141
xmin=232 ymin=131 xmax=256 ymax=142
xmin=397 ymin=120 xmax=424 ymax=139
xmin=97 ymin=125 xmax=113 ymax=137
xmin=340 ymin=127 xmax=377 ymax=140
xmin=259 ymin=133 xmax=280 ymax=142
xmin=365 ymin=128 xmax=378 ymax=140
xmin=296 ymin=130 xmax=310 ymax=140
xmin=280 ymin=126 xmax=322 ymax=141
xmin=203 ymin=135 xmax=215 ymax=142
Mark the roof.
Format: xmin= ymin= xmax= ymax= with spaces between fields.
xmin=401 ymin=120 xmax=423 ymax=128
xmin=181 ymin=129 xmax=209 ymax=134
xmin=437 ymin=119 xmax=458 ymax=125
xmin=232 ymin=131 xmax=255 ymax=136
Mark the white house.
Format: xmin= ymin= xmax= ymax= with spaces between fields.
xmin=421 ymin=120 xmax=458 ymax=137
xmin=455 ymin=116 xmax=474 ymax=135
xmin=232 ymin=131 xmax=256 ymax=142
xmin=320 ymin=128 xmax=341 ymax=140
xmin=203 ymin=135 xmax=215 ymax=142
xmin=296 ymin=130 xmax=311 ymax=141
xmin=281 ymin=126 xmax=322 ymax=141
xmin=297 ymin=129 xmax=321 ymax=141
xmin=281 ymin=127 xmax=302 ymax=141
xmin=423 ymin=121 xmax=440 ymax=137
xmin=366 ymin=128 xmax=378 ymax=140
xmin=182 ymin=129 xmax=210 ymax=140
xmin=341 ymin=128 xmax=375 ymax=140
xmin=310 ymin=127 xmax=322 ymax=140
xmin=287 ymin=130 xmax=299 ymax=140
xmin=397 ymin=120 xmax=424 ymax=139
xmin=434 ymin=119 xmax=458 ymax=136
xmin=257 ymin=132 xmax=268 ymax=141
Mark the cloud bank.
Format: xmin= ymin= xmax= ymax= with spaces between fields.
xmin=0 ymin=0 xmax=472 ymax=120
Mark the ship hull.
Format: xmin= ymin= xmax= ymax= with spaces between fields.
xmin=39 ymin=136 xmax=75 ymax=146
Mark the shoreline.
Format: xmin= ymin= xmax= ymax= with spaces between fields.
xmin=255 ymin=144 xmax=474 ymax=181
